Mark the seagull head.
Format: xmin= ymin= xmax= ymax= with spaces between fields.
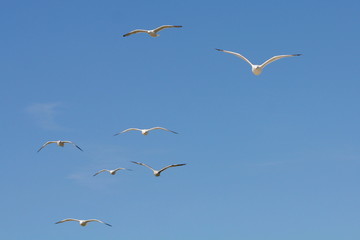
xmin=252 ymin=65 xmax=263 ymax=75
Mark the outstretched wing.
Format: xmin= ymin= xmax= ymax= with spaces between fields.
xmin=158 ymin=163 xmax=186 ymax=174
xmin=37 ymin=141 xmax=56 ymax=152
xmin=55 ymin=218 xmax=79 ymax=224
xmin=87 ymin=219 xmax=112 ymax=227
xmin=114 ymin=128 xmax=142 ymax=136
xmin=215 ymin=49 xmax=254 ymax=66
xmin=148 ymin=127 xmax=178 ymax=134
xmin=153 ymin=25 xmax=182 ymax=33
xmin=260 ymin=54 xmax=301 ymax=68
xmin=93 ymin=169 xmax=108 ymax=176
xmin=131 ymin=161 xmax=155 ymax=172
xmin=113 ymin=168 xmax=131 ymax=172
xmin=123 ymin=29 xmax=148 ymax=37
xmin=63 ymin=141 xmax=83 ymax=151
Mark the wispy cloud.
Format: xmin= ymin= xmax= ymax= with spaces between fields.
xmin=26 ymin=102 xmax=64 ymax=130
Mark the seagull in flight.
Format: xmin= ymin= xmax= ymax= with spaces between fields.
xmin=93 ymin=168 xmax=132 ymax=176
xmin=114 ymin=127 xmax=178 ymax=136
xmin=55 ymin=218 xmax=112 ymax=227
xmin=216 ymin=49 xmax=301 ymax=75
xmin=131 ymin=161 xmax=186 ymax=177
xmin=123 ymin=25 xmax=182 ymax=37
xmin=37 ymin=140 xmax=83 ymax=152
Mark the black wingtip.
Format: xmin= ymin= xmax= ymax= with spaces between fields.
xmin=294 ymin=54 xmax=302 ymax=56
xmin=215 ymin=48 xmax=223 ymax=51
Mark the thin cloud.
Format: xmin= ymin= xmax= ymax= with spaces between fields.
xmin=26 ymin=102 xmax=64 ymax=130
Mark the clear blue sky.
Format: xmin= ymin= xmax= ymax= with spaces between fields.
xmin=1 ymin=0 xmax=360 ymax=239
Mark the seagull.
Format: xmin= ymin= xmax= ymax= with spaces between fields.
xmin=131 ymin=161 xmax=186 ymax=177
xmin=114 ymin=127 xmax=178 ymax=136
xmin=55 ymin=218 xmax=112 ymax=227
xmin=216 ymin=49 xmax=301 ymax=75
xmin=93 ymin=168 xmax=132 ymax=176
xmin=37 ymin=140 xmax=83 ymax=152
xmin=123 ymin=25 xmax=182 ymax=37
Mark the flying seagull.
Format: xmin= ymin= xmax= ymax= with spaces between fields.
xmin=37 ymin=140 xmax=83 ymax=152
xmin=131 ymin=161 xmax=186 ymax=177
xmin=93 ymin=168 xmax=132 ymax=176
xmin=55 ymin=218 xmax=111 ymax=227
xmin=123 ymin=25 xmax=182 ymax=37
xmin=114 ymin=127 xmax=178 ymax=136
xmin=216 ymin=49 xmax=301 ymax=75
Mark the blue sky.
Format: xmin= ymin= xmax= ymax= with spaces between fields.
xmin=1 ymin=0 xmax=360 ymax=239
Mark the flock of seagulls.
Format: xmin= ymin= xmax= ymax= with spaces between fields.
xmin=38 ymin=126 xmax=183 ymax=227
xmin=37 ymin=24 xmax=301 ymax=228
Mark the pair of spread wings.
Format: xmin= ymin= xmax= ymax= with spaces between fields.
xmin=93 ymin=168 xmax=131 ymax=176
xmin=131 ymin=161 xmax=186 ymax=174
xmin=37 ymin=141 xmax=83 ymax=152
xmin=216 ymin=49 xmax=301 ymax=68
xmin=123 ymin=25 xmax=182 ymax=37
xmin=55 ymin=218 xmax=112 ymax=227
xmin=114 ymin=127 xmax=178 ymax=136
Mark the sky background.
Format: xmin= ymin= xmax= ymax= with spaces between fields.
xmin=1 ymin=0 xmax=360 ymax=239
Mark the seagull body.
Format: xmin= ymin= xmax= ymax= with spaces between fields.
xmin=114 ymin=127 xmax=178 ymax=136
xmin=216 ymin=49 xmax=301 ymax=75
xmin=131 ymin=161 xmax=186 ymax=177
xmin=93 ymin=168 xmax=131 ymax=176
xmin=37 ymin=140 xmax=83 ymax=152
xmin=123 ymin=25 xmax=182 ymax=37
xmin=55 ymin=218 xmax=112 ymax=227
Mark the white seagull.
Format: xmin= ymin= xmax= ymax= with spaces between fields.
xmin=123 ymin=25 xmax=182 ymax=37
xmin=216 ymin=49 xmax=301 ymax=75
xmin=37 ymin=140 xmax=83 ymax=152
xmin=131 ymin=161 xmax=186 ymax=177
xmin=93 ymin=168 xmax=132 ymax=176
xmin=55 ymin=218 xmax=112 ymax=227
xmin=114 ymin=127 xmax=178 ymax=136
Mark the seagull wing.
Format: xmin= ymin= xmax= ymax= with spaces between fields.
xmin=113 ymin=168 xmax=126 ymax=173
xmin=55 ymin=218 xmax=80 ymax=224
xmin=93 ymin=169 xmax=108 ymax=176
xmin=63 ymin=141 xmax=83 ymax=151
xmin=158 ymin=163 xmax=186 ymax=174
xmin=148 ymin=127 xmax=178 ymax=134
xmin=153 ymin=25 xmax=182 ymax=33
xmin=216 ymin=49 xmax=254 ymax=66
xmin=131 ymin=161 xmax=156 ymax=172
xmin=123 ymin=29 xmax=148 ymax=37
xmin=37 ymin=141 xmax=56 ymax=152
xmin=114 ymin=128 xmax=142 ymax=136
xmin=260 ymin=54 xmax=302 ymax=68
xmin=86 ymin=219 xmax=112 ymax=227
